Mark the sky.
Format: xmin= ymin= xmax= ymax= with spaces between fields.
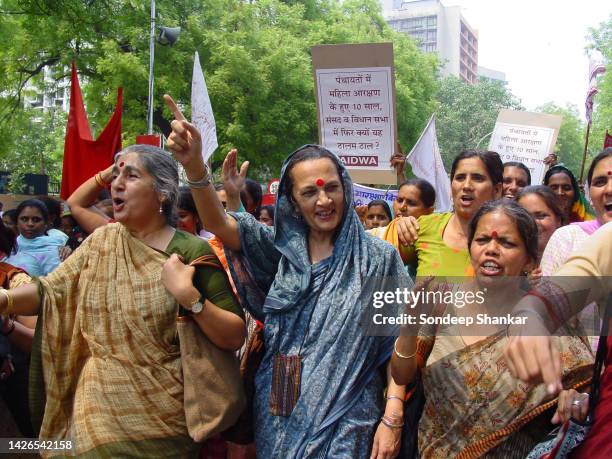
xmin=384 ymin=0 xmax=611 ymax=118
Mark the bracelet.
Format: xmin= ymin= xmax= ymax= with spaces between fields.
xmin=185 ymin=166 xmax=211 ymax=189
xmin=0 ymin=289 xmax=14 ymax=316
xmin=94 ymin=173 xmax=110 ymax=188
xmin=0 ymin=317 xmax=15 ymax=337
xmin=385 ymin=395 xmax=405 ymax=403
xmin=393 ymin=338 xmax=417 ymax=360
xmin=381 ymin=415 xmax=404 ymax=429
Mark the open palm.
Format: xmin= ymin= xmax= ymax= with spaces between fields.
xmin=222 ymin=148 xmax=250 ymax=196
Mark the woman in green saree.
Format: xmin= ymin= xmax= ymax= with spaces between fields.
xmin=0 ymin=145 xmax=245 ymax=457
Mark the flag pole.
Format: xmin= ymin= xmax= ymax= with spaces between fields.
xmin=579 ymin=121 xmax=591 ymax=183
xmin=147 ymin=0 xmax=155 ymax=135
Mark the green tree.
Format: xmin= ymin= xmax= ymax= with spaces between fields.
xmin=0 ymin=0 xmax=438 ymax=183
xmin=535 ymin=102 xmax=585 ymax=179
xmin=0 ymin=108 xmax=66 ymax=192
xmin=587 ymin=15 xmax=612 ymax=156
xmin=434 ymin=76 xmax=522 ymax=170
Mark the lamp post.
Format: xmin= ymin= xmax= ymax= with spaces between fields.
xmin=147 ymin=0 xmax=156 ymax=135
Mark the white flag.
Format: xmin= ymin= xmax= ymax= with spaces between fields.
xmin=406 ymin=116 xmax=452 ymax=212
xmin=191 ymin=51 xmax=218 ymax=162
xmin=585 ymin=49 xmax=606 ymax=124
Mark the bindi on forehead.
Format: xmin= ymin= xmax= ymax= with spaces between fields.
xmin=491 ymin=230 xmax=498 ymax=239
xmin=315 ymin=178 xmax=325 ymax=187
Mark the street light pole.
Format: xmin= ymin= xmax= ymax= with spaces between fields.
xmin=147 ymin=0 xmax=155 ymax=135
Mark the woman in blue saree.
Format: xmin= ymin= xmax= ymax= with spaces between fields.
xmin=164 ymin=96 xmax=412 ymax=458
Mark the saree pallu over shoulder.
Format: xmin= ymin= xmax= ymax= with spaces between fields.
xmin=32 ymin=223 xmax=196 ymax=458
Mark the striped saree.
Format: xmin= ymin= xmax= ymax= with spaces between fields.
xmin=30 ymin=224 xmax=199 ymax=458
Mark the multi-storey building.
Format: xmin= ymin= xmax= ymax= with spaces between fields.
xmin=477 ymin=65 xmax=507 ymax=85
xmin=23 ymin=65 xmax=70 ymax=113
xmin=384 ymin=0 xmax=479 ymax=84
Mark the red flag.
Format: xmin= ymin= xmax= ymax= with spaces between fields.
xmin=605 ymin=130 xmax=612 ymax=149
xmin=135 ymin=134 xmax=161 ymax=147
xmin=60 ymin=62 xmax=122 ymax=199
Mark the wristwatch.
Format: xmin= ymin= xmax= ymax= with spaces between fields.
xmin=189 ymin=296 xmax=204 ymax=315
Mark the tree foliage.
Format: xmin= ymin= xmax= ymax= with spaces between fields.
xmin=434 ymin=76 xmax=522 ymax=170
xmin=0 ymin=108 xmax=66 ymax=190
xmin=0 ymin=0 xmax=438 ymax=182
xmin=535 ymin=102 xmax=585 ymax=180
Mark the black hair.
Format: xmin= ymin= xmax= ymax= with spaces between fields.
xmin=97 ymin=188 xmax=111 ymax=201
xmin=503 ymin=161 xmax=532 ymax=186
xmin=281 ymin=145 xmax=344 ymax=205
xmin=399 ymin=178 xmax=436 ymax=208
xmin=15 ymin=199 xmax=50 ymax=236
xmin=256 ymin=205 xmax=275 ymax=221
xmin=543 ymin=165 xmax=579 ymax=204
xmin=178 ymin=186 xmax=197 ymax=215
xmin=367 ymin=199 xmax=392 ymax=220
xmin=3 ymin=209 xmax=17 ymax=224
xmin=587 ymin=148 xmax=612 ymax=187
xmin=37 ymin=196 xmax=62 ymax=228
xmin=468 ymin=199 xmax=539 ymax=264
xmin=177 ymin=186 xmax=201 ymax=233
xmin=240 ymin=178 xmax=263 ymax=211
xmin=517 ymin=185 xmax=566 ymax=226
xmin=450 ymin=150 xmax=504 ymax=185
xmin=0 ymin=218 xmax=16 ymax=255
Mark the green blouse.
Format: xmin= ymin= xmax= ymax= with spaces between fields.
xmin=399 ymin=212 xmax=473 ymax=278
xmin=165 ymin=230 xmax=243 ymax=319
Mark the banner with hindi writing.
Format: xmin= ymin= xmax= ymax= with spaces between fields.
xmin=488 ymin=109 xmax=562 ymax=185
xmin=353 ymin=183 xmax=398 ymax=208
xmin=312 ymin=43 xmax=397 ymax=185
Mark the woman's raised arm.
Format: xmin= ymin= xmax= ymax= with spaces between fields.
xmin=0 ymin=283 xmax=41 ymax=317
xmin=164 ymin=95 xmax=241 ymax=251
xmin=66 ymin=165 xmax=112 ymax=234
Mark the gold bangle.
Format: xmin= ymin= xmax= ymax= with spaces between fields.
xmin=393 ymin=338 xmax=417 ymax=360
xmin=0 ymin=289 xmax=14 ymax=316
xmin=94 ymin=173 xmax=109 ymax=188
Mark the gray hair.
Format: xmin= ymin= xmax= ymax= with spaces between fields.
xmin=115 ymin=144 xmax=179 ymax=225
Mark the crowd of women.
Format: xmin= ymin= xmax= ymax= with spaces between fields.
xmin=0 ymin=93 xmax=610 ymax=458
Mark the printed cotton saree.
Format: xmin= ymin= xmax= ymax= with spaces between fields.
xmin=416 ymin=331 xmax=594 ymax=458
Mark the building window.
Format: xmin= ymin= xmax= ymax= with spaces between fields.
xmin=29 ymin=94 xmax=44 ymax=108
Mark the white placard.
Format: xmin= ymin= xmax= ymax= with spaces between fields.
xmin=488 ymin=123 xmax=556 ymax=184
xmin=316 ymin=67 xmax=395 ymax=171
